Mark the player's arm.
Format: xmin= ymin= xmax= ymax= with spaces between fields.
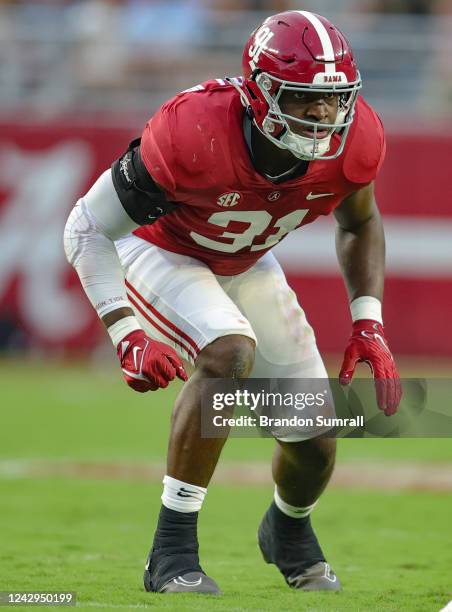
xmin=334 ymin=182 xmax=384 ymax=302
xmin=334 ymin=182 xmax=402 ymax=415
xmin=63 ymin=145 xmax=187 ymax=392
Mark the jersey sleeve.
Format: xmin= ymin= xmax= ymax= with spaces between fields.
xmin=140 ymin=90 xmax=223 ymax=201
xmin=140 ymin=101 xmax=180 ymax=198
xmin=343 ymin=97 xmax=386 ymax=185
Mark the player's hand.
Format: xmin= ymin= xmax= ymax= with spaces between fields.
xmin=117 ymin=329 xmax=188 ymax=392
xmin=339 ymin=319 xmax=402 ymax=416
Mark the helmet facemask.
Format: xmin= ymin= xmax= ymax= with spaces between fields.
xmin=251 ymin=71 xmax=362 ymax=161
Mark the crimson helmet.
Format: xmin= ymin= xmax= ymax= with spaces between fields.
xmin=232 ymin=10 xmax=361 ymax=161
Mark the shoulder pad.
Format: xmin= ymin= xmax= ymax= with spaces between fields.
xmin=343 ymin=97 xmax=386 ymax=185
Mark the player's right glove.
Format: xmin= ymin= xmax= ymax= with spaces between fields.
xmin=339 ymin=319 xmax=402 ymax=416
xmin=117 ymin=329 xmax=188 ymax=392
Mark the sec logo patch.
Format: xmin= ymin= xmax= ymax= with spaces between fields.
xmin=217 ymin=192 xmax=241 ymax=207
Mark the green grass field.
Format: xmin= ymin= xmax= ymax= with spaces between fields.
xmin=1 ymin=359 xmax=451 ymax=611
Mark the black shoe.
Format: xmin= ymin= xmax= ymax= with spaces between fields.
xmin=284 ymin=561 xmax=340 ymax=591
xmin=258 ymin=501 xmax=341 ymax=591
xmin=144 ymin=558 xmax=221 ymax=594
xmin=143 ymin=505 xmax=221 ymax=595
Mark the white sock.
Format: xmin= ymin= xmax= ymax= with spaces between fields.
xmin=274 ymin=486 xmax=318 ymax=519
xmin=161 ymin=475 xmax=207 ymax=513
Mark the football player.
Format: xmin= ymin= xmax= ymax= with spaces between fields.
xmin=64 ymin=10 xmax=402 ymax=594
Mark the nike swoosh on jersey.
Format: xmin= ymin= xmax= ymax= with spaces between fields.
xmin=306 ymin=192 xmax=335 ymax=200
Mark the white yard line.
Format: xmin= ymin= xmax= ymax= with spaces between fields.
xmin=1 ymin=459 xmax=452 ymax=491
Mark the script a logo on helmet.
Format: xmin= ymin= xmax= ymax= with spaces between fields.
xmin=248 ymin=25 xmax=274 ymax=71
xmin=217 ymin=192 xmax=241 ymax=207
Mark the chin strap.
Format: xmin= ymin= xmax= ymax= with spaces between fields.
xmin=279 ymin=128 xmax=333 ymax=161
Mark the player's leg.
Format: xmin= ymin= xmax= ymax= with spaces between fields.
xmin=166 ymin=333 xmax=255 ymax=485
xmin=223 ymin=252 xmax=340 ymax=590
xmin=147 ymin=333 xmax=254 ymax=594
xmin=116 ymin=235 xmax=256 ymax=594
xmin=259 ymin=437 xmax=339 ymax=590
xmin=272 ymin=438 xmax=336 ymax=508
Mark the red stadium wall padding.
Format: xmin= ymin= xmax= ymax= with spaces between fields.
xmin=0 ymin=120 xmax=450 ymax=356
xmin=376 ymin=132 xmax=452 ymax=217
xmin=286 ymin=275 xmax=450 ymax=357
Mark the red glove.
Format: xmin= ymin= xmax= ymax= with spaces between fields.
xmin=339 ymin=319 xmax=402 ymax=416
xmin=117 ymin=329 xmax=188 ymax=392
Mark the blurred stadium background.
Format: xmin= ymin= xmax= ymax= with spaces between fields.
xmin=0 ymin=0 xmax=451 ymax=359
xmin=0 ymin=2 xmax=451 ymax=609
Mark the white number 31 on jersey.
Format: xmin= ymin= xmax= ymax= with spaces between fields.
xmin=190 ymin=209 xmax=308 ymax=253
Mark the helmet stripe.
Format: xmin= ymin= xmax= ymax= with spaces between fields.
xmin=297 ymin=10 xmax=336 ymax=73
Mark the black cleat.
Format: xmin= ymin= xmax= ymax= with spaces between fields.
xmin=144 ymin=556 xmax=221 ymax=594
xmin=143 ymin=506 xmax=221 ymax=595
xmin=258 ymin=501 xmax=341 ymax=591
xmin=284 ymin=561 xmax=340 ymax=591
xmin=159 ymin=571 xmax=221 ymax=594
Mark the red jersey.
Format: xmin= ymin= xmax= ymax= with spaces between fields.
xmin=135 ymin=79 xmax=385 ymax=276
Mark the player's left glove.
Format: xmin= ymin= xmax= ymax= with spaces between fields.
xmin=339 ymin=319 xmax=402 ymax=416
